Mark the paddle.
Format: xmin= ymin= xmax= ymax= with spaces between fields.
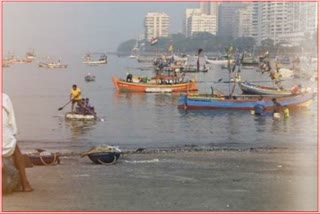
xmin=58 ymin=100 xmax=71 ymax=111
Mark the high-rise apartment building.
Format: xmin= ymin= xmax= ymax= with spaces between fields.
xmin=251 ymin=2 xmax=317 ymax=45
xmin=232 ymin=4 xmax=253 ymax=38
xmin=218 ymin=2 xmax=245 ymax=38
xmin=184 ymin=2 xmax=218 ymax=38
xmin=144 ymin=12 xmax=169 ymax=41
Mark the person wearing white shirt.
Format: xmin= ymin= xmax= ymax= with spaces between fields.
xmin=3 ymin=93 xmax=33 ymax=192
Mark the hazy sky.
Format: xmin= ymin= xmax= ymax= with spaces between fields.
xmin=3 ymin=2 xmax=198 ymax=55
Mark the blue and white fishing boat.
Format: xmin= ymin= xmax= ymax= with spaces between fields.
xmin=177 ymin=92 xmax=316 ymax=110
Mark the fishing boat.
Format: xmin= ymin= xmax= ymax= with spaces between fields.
xmin=85 ymin=73 xmax=96 ymax=82
xmin=25 ymin=50 xmax=36 ymax=60
xmin=238 ymin=81 xmax=293 ymax=95
xmin=177 ymin=91 xmax=316 ymax=110
xmin=112 ymin=75 xmax=198 ymax=93
xmin=82 ymin=53 xmax=107 ymax=65
xmin=136 ymin=55 xmax=155 ymax=63
xmin=65 ymin=112 xmax=96 ymax=121
xmin=204 ymin=55 xmax=231 ymax=65
xmin=180 ymin=65 xmax=209 ymax=73
xmin=38 ymin=61 xmax=68 ymax=68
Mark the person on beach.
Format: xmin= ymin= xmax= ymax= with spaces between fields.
xmin=70 ymin=84 xmax=82 ymax=112
xmin=291 ymin=84 xmax=302 ymax=94
xmin=272 ymin=98 xmax=283 ymax=113
xmin=2 ymin=93 xmax=33 ymax=192
xmin=254 ymin=95 xmax=266 ymax=116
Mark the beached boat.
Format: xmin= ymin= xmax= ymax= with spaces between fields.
xmin=85 ymin=73 xmax=96 ymax=82
xmin=65 ymin=112 xmax=96 ymax=121
xmin=39 ymin=62 xmax=68 ymax=68
xmin=177 ymin=91 xmax=316 ymax=110
xmin=112 ymin=75 xmax=198 ymax=93
xmin=83 ymin=53 xmax=107 ymax=65
xmin=238 ymin=81 xmax=292 ymax=95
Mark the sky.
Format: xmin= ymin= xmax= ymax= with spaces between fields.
xmin=3 ymin=2 xmax=198 ymax=55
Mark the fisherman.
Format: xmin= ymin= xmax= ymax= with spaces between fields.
xmin=126 ymin=73 xmax=133 ymax=82
xmin=283 ymin=106 xmax=290 ymax=118
xmin=254 ymin=95 xmax=266 ymax=116
xmin=70 ymin=84 xmax=82 ymax=112
xmin=272 ymin=98 xmax=283 ymax=113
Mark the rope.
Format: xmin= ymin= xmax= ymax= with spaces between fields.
xmin=39 ymin=152 xmax=57 ymax=166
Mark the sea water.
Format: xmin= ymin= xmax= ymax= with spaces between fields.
xmin=3 ymin=54 xmax=318 ymax=151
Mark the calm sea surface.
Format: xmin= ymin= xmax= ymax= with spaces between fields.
xmin=3 ymin=54 xmax=318 ymax=151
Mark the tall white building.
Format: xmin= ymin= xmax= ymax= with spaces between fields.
xmin=232 ymin=5 xmax=253 ymax=38
xmin=218 ymin=2 xmax=245 ymax=38
xmin=184 ymin=3 xmax=218 ymax=38
xmin=252 ymin=2 xmax=318 ymax=45
xmin=200 ymin=1 xmax=219 ymax=16
xmin=144 ymin=12 xmax=169 ymax=41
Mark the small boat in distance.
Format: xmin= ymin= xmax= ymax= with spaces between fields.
xmin=85 ymin=73 xmax=96 ymax=82
xmin=39 ymin=60 xmax=68 ymax=68
xmin=205 ymin=55 xmax=232 ymax=65
xmin=83 ymin=53 xmax=107 ymax=65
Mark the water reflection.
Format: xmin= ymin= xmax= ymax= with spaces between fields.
xmin=65 ymin=120 xmax=97 ymax=143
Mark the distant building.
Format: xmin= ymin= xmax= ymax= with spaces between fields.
xmin=184 ymin=2 xmax=218 ymax=38
xmin=218 ymin=2 xmax=245 ymax=38
xmin=232 ymin=4 xmax=253 ymax=38
xmin=144 ymin=12 xmax=169 ymax=41
xmin=184 ymin=8 xmax=217 ymax=37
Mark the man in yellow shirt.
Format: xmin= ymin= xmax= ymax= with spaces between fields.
xmin=70 ymin=84 xmax=82 ymax=112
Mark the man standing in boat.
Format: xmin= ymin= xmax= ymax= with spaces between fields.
xmin=70 ymin=84 xmax=82 ymax=112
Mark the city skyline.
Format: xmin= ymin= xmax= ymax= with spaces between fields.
xmin=3 ymin=2 xmax=198 ymax=55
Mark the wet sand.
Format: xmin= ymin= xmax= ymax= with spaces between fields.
xmin=2 ymin=147 xmax=317 ymax=211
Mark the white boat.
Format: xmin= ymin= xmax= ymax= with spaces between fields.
xmin=85 ymin=73 xmax=96 ymax=82
xmin=204 ymin=55 xmax=232 ymax=65
xmin=65 ymin=112 xmax=96 ymax=121
xmin=129 ymin=55 xmax=137 ymax=59
xmin=39 ymin=61 xmax=68 ymax=68
xmin=83 ymin=53 xmax=107 ymax=65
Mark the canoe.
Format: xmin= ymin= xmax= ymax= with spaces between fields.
xmin=65 ymin=112 xmax=96 ymax=120
xmin=238 ymin=81 xmax=292 ymax=95
xmin=112 ymin=76 xmax=198 ymax=93
xmin=177 ymin=92 xmax=316 ymax=110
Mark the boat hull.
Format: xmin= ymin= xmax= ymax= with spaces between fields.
xmin=238 ymin=81 xmax=292 ymax=95
xmin=177 ymin=92 xmax=316 ymax=110
xmin=112 ymin=76 xmax=198 ymax=93
xmin=65 ymin=112 xmax=96 ymax=120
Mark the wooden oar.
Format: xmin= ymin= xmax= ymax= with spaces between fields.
xmin=58 ymin=100 xmax=71 ymax=111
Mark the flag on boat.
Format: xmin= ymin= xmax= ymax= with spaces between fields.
xmin=150 ymin=37 xmax=158 ymax=46
xmin=168 ymin=44 xmax=173 ymax=53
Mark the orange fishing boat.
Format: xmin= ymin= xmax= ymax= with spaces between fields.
xmin=112 ymin=75 xmax=198 ymax=93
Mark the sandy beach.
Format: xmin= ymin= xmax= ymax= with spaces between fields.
xmin=2 ymin=146 xmax=317 ymax=211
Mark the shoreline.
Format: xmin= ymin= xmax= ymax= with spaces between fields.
xmin=3 ymin=146 xmax=317 ymax=211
